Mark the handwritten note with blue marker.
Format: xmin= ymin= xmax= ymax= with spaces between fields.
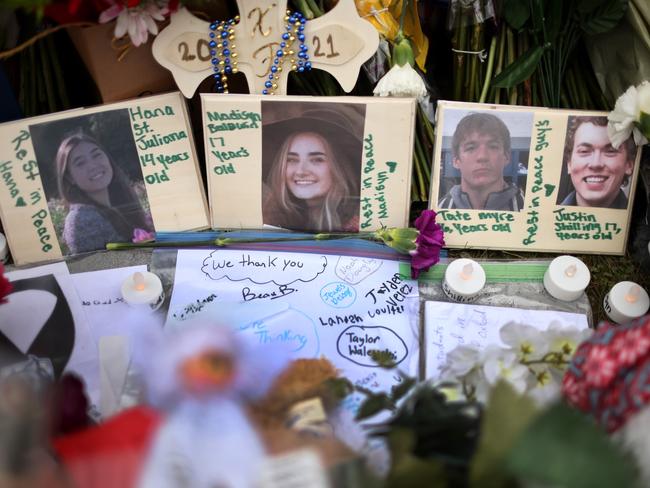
xmin=166 ymin=250 xmax=420 ymax=414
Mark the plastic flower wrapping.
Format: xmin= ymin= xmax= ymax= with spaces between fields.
xmin=440 ymin=321 xmax=592 ymax=405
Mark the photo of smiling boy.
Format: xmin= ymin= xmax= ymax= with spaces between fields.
xmin=261 ymin=101 xmax=365 ymax=232
xmin=438 ymin=112 xmax=527 ymax=211
xmin=557 ymin=116 xmax=637 ymax=209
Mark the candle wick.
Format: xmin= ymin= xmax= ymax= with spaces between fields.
xmin=564 ymin=264 xmax=577 ymax=278
xmin=625 ymin=285 xmax=641 ymax=304
xmin=133 ymin=272 xmax=146 ymax=292
xmin=460 ymin=263 xmax=474 ymax=281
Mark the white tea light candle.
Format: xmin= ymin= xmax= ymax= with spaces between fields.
xmin=121 ymin=271 xmax=164 ymax=311
xmin=604 ymin=281 xmax=650 ymax=324
xmin=0 ymin=232 xmax=7 ymax=263
xmin=543 ymin=255 xmax=590 ymax=302
xmin=442 ymin=259 xmax=486 ymax=303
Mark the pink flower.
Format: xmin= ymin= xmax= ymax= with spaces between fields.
xmin=132 ymin=228 xmax=155 ymax=243
xmin=410 ymin=209 xmax=445 ymax=279
xmin=99 ymin=1 xmax=169 ymax=47
xmin=0 ymin=263 xmax=12 ymax=304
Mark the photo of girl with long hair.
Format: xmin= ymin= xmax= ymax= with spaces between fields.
xmin=261 ymin=101 xmax=365 ymax=232
xmin=30 ymin=110 xmax=154 ymax=255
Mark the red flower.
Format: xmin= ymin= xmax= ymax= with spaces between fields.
xmin=584 ymin=347 xmax=617 ymax=388
xmin=0 ymin=263 xmax=12 ymax=304
xmin=610 ymin=327 xmax=650 ymax=367
xmin=411 ymin=209 xmax=445 ymax=279
xmin=562 ymin=315 xmax=650 ymax=432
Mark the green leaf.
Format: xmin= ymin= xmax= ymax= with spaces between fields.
xmin=506 ymin=403 xmax=638 ymax=488
xmin=545 ymin=0 xmax=564 ymax=43
xmin=391 ymin=377 xmax=417 ymax=402
xmin=579 ymin=0 xmax=628 ymax=35
xmin=469 ymin=381 xmax=538 ymax=488
xmin=323 ymin=377 xmax=354 ymax=400
xmin=368 ymin=349 xmax=399 ymax=369
xmin=503 ymin=0 xmax=530 ymax=30
xmin=387 ymin=454 xmax=446 ymax=488
xmin=355 ymin=393 xmax=392 ymax=421
xmin=386 ymin=430 xmax=447 ymax=488
xmin=576 ymin=0 xmax=611 ymax=15
xmin=492 ymin=46 xmax=544 ymax=89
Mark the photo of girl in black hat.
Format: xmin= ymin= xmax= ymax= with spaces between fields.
xmin=261 ymin=101 xmax=365 ymax=232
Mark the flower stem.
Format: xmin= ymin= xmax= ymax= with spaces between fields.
xmin=399 ymin=0 xmax=410 ymax=34
xmin=106 ymin=232 xmax=379 ymax=251
xmin=478 ymin=35 xmax=497 ymax=103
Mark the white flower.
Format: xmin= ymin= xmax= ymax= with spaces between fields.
xmin=439 ymin=345 xmax=491 ymax=402
xmin=99 ymin=1 xmax=169 ymax=47
xmin=546 ymin=321 xmax=591 ymax=361
xmin=639 ymin=82 xmax=650 ymax=113
xmin=442 ymin=345 xmax=482 ymax=377
xmin=482 ymin=346 xmax=529 ymax=395
xmin=527 ymin=367 xmax=561 ymax=405
xmin=500 ymin=322 xmax=549 ymax=360
xmin=373 ymin=63 xmax=428 ymax=99
xmin=608 ymin=81 xmax=650 ymax=149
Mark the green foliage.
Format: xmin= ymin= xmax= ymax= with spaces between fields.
xmin=386 ymin=429 xmax=447 ymax=488
xmin=355 ymin=393 xmax=392 ymax=421
xmin=577 ymin=0 xmax=628 ymax=35
xmin=371 ymin=385 xmax=482 ymax=487
xmin=368 ymin=349 xmax=400 ymax=369
xmin=323 ymin=377 xmax=354 ymax=401
xmin=506 ymin=403 xmax=638 ymax=488
xmin=469 ymin=381 xmax=538 ymax=488
xmin=391 ymin=377 xmax=417 ymax=402
xmin=502 ymin=0 xmax=530 ymax=30
xmin=492 ymin=46 xmax=544 ymax=89
xmin=496 ymin=0 xmax=628 ymax=107
xmin=47 ymin=198 xmax=69 ymax=255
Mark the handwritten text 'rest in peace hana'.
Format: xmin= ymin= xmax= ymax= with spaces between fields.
xmin=360 ymin=134 xmax=397 ymax=229
xmin=130 ymin=105 xmax=189 ymax=185
xmin=206 ymin=110 xmax=259 ymax=177
xmin=1 ymin=130 xmax=53 ymax=253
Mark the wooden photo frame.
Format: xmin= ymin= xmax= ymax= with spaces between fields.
xmin=429 ymin=101 xmax=642 ymax=255
xmin=202 ymin=95 xmax=416 ymax=232
xmin=0 ymin=92 xmax=209 ymax=265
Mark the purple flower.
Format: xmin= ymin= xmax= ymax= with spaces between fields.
xmin=132 ymin=228 xmax=155 ymax=243
xmin=411 ymin=210 xmax=445 ymax=279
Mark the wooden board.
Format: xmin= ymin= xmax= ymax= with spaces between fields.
xmin=0 ymin=92 xmax=209 ymax=265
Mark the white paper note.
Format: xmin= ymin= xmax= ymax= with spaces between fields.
xmin=167 ymin=250 xmax=420 ymax=419
xmin=0 ymin=262 xmax=100 ymax=406
xmin=70 ymin=265 xmax=152 ymax=343
xmin=424 ymin=301 xmax=590 ymax=379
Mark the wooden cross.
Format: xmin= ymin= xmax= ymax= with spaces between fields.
xmin=152 ymin=0 xmax=379 ymax=97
